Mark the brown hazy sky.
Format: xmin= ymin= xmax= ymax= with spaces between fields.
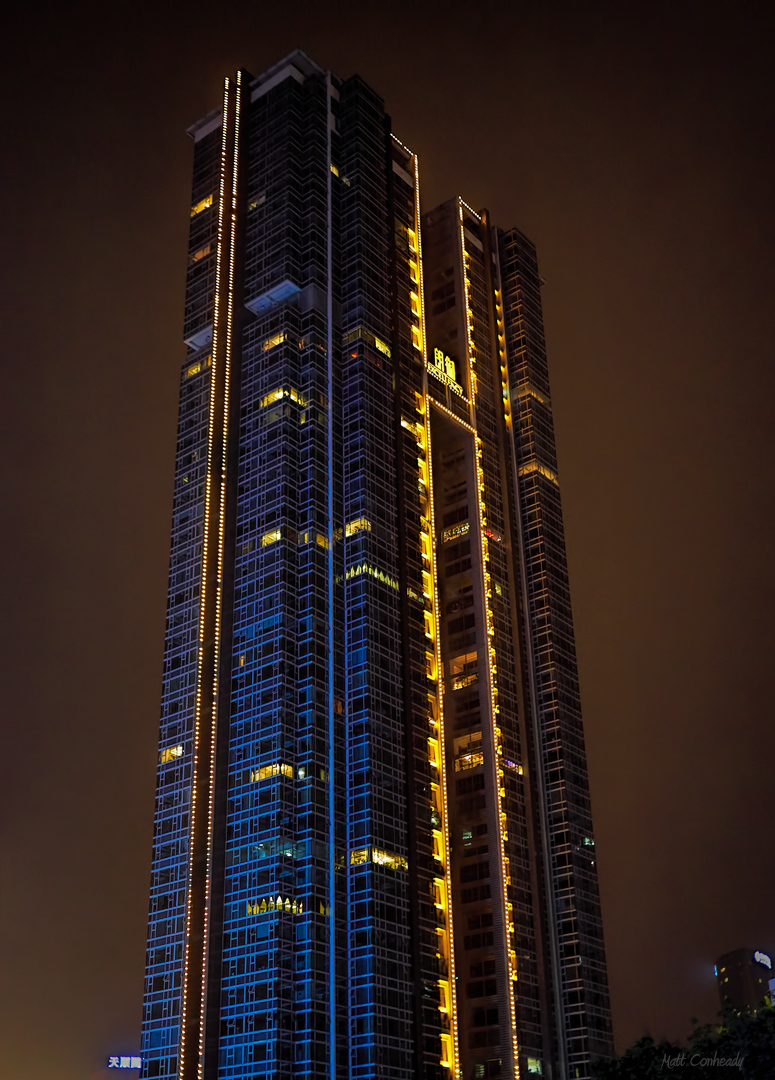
xmin=2 ymin=2 xmax=775 ymax=1077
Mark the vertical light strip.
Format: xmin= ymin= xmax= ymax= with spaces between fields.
xmin=196 ymin=69 xmax=241 ymax=1080
xmin=179 ymin=77 xmax=231 ymax=1080
xmin=459 ymin=200 xmax=520 ymax=1079
xmin=325 ymin=72 xmax=337 ymax=1080
xmin=414 ymin=155 xmax=460 ymax=1079
xmin=494 ymin=287 xmax=512 ymax=431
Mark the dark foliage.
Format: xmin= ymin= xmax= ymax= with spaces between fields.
xmin=593 ymin=1004 xmax=775 ymax=1078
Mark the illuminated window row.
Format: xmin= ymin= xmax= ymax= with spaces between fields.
xmin=401 ymin=415 xmax=424 ymax=445
xmin=349 ymin=846 xmax=408 ymax=871
xmin=519 ymin=459 xmax=559 ymax=485
xmin=250 ymin=837 xmax=297 ymax=859
xmin=455 ymin=750 xmax=484 ymax=772
xmin=515 ymin=381 xmax=550 ymax=406
xmin=343 ymin=325 xmax=392 ymax=358
xmin=246 ymin=894 xmax=303 ymax=916
xmin=256 ymin=526 xmax=338 ymax=550
xmin=260 ymin=386 xmax=307 ymax=409
xmin=249 ymin=762 xmax=293 ymax=782
xmin=344 ymin=562 xmax=399 ymax=591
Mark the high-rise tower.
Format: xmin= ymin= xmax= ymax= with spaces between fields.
xmin=140 ymin=50 xmax=612 ymax=1080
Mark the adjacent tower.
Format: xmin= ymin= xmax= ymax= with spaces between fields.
xmin=140 ymin=50 xmax=612 ymax=1080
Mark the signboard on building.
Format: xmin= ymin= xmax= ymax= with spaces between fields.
xmin=427 ymin=348 xmax=464 ymax=396
xmin=108 ymin=1057 xmax=142 ymax=1069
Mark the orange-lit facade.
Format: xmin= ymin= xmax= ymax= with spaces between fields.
xmin=140 ymin=50 xmax=612 ymax=1080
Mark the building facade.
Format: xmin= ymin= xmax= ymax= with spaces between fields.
xmin=716 ymin=949 xmax=773 ymax=1012
xmin=140 ymin=50 xmax=612 ymax=1080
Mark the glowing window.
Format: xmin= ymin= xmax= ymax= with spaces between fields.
xmin=455 ymin=732 xmax=483 ymax=772
xmin=246 ymin=895 xmax=303 ymax=916
xmin=301 ymin=531 xmax=329 ymax=548
xmin=159 ymin=745 xmax=183 ymax=763
xmin=345 ymin=517 xmax=371 ymax=537
xmin=433 ymin=876 xmax=447 ymax=910
xmin=504 ymin=759 xmax=524 ymax=775
xmin=190 ymin=244 xmax=210 ymax=263
xmin=260 ymin=386 xmax=307 ymax=409
xmin=516 ymin=382 xmax=550 ymax=406
xmin=440 ymin=1032 xmax=452 ymax=1068
xmin=428 ymin=737 xmax=440 ymax=770
xmin=342 ymin=326 xmax=392 ymax=358
xmin=451 ymin=651 xmax=478 ymax=676
xmin=350 ymin=846 xmax=408 ymax=870
xmin=184 ymin=354 xmax=210 ymax=380
xmin=371 ymin=847 xmax=408 ymax=871
xmin=344 ymin=562 xmax=399 ymax=591
xmin=401 ymin=416 xmax=424 ymax=444
xmin=190 ymin=195 xmax=213 ymax=217
xmin=261 ymin=529 xmax=281 ymax=547
xmin=262 ymin=332 xmax=287 ymax=351
xmin=250 ymin=762 xmax=293 ymax=782
xmin=518 ymin=459 xmax=559 ymax=486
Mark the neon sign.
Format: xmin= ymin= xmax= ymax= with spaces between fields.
xmin=754 ymin=951 xmax=772 ymax=969
xmin=108 ymin=1058 xmax=142 ymax=1069
xmin=427 ymin=348 xmax=464 ymax=396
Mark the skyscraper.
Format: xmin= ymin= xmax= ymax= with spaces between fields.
xmin=141 ymin=50 xmax=612 ymax=1080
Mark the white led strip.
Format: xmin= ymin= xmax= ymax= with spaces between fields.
xmin=180 ymin=75 xmax=234 ymax=1080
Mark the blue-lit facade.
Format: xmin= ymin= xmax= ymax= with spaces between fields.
xmin=140 ymin=51 xmax=612 ymax=1080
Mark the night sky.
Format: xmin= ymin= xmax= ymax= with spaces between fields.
xmin=2 ymin=3 xmax=774 ymax=1077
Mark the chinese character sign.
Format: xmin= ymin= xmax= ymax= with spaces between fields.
xmin=107 ymin=1056 xmax=142 ymax=1069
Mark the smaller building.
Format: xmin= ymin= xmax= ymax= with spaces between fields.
xmin=716 ymin=948 xmax=773 ymax=1011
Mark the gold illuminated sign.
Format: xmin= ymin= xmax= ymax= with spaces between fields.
xmin=427 ymin=347 xmax=464 ymax=396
